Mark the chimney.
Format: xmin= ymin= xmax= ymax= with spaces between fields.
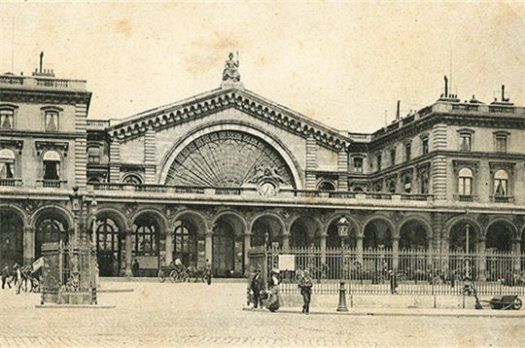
xmin=444 ymin=75 xmax=449 ymax=97
xmin=39 ymin=51 xmax=44 ymax=73
xmin=396 ymin=100 xmax=401 ymax=121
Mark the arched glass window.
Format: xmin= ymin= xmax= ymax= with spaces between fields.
xmin=318 ymin=181 xmax=335 ymax=191
xmin=43 ymin=150 xmax=61 ymax=180
xmin=0 ymin=109 xmax=14 ymax=130
xmin=0 ymin=149 xmax=15 ymax=179
xmin=132 ymin=216 xmax=159 ymax=257
xmin=123 ymin=174 xmax=142 ymax=185
xmin=173 ymin=220 xmax=198 ymax=266
xmin=494 ymin=169 xmax=508 ymax=196
xmin=458 ymin=168 xmax=473 ymax=195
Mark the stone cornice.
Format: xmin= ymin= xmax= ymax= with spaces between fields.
xmin=0 ymin=129 xmax=84 ymax=139
xmin=108 ymin=87 xmax=351 ymax=151
xmin=363 ymin=111 xmax=525 ymax=151
xmin=0 ymin=88 xmax=91 ymax=107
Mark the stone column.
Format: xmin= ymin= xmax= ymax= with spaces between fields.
xmin=426 ymin=237 xmax=434 ymax=272
xmin=282 ymin=233 xmax=290 ymax=251
xmin=356 ymin=235 xmax=364 ymax=265
xmin=165 ymin=232 xmax=173 ymax=267
xmin=125 ymin=230 xmax=133 ymax=276
xmin=205 ymin=231 xmax=213 ymax=266
xmin=243 ymin=233 xmax=251 ymax=270
xmin=477 ymin=238 xmax=486 ymax=281
xmin=23 ymin=226 xmax=35 ymax=265
xmin=392 ymin=237 xmax=399 ymax=270
xmin=513 ymin=239 xmax=521 ymax=273
xmin=320 ymin=233 xmax=327 ymax=265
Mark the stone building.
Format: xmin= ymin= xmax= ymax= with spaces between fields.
xmin=1 ymin=54 xmax=524 ymax=277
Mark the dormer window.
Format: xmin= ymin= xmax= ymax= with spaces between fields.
xmin=421 ymin=136 xmax=429 ymax=155
xmin=390 ymin=149 xmax=396 ymax=166
xmin=458 ymin=129 xmax=474 ymax=152
xmin=404 ymin=142 xmax=412 ymax=162
xmin=376 ymin=153 xmax=382 ymax=171
xmin=45 ymin=110 xmax=59 ymax=131
xmin=494 ymin=132 xmax=509 ymax=153
xmin=0 ymin=109 xmax=14 ymax=130
xmin=41 ymin=106 xmax=63 ymax=132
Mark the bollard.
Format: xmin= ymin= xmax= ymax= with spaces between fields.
xmin=337 ymin=281 xmax=348 ymax=312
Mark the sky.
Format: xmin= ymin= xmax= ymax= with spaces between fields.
xmin=0 ymin=2 xmax=524 ymax=133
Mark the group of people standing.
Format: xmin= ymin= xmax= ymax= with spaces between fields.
xmin=248 ymin=267 xmax=313 ymax=314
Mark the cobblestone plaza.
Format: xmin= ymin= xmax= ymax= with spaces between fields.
xmin=0 ymin=281 xmax=523 ymax=347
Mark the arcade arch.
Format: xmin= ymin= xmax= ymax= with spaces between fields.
xmin=0 ymin=208 xmax=24 ymax=267
xmin=212 ymin=213 xmax=246 ymax=277
xmin=363 ymin=217 xmax=395 ymax=249
xmin=290 ymin=216 xmax=321 ymax=248
xmin=250 ymin=214 xmax=285 ymax=248
xmin=33 ymin=207 xmax=71 ymax=259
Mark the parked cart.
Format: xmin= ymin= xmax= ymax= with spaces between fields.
xmin=487 ymin=295 xmax=522 ymax=310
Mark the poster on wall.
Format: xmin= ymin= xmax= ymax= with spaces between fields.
xmin=278 ymin=254 xmax=295 ymax=270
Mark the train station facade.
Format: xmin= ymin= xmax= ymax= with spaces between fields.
xmin=1 ymin=55 xmax=525 ymax=277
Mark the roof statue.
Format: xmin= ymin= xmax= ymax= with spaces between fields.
xmin=222 ymin=52 xmax=241 ymax=82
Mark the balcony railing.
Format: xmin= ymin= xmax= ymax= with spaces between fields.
xmin=454 ymin=194 xmax=477 ymax=202
xmin=491 ymin=195 xmax=514 ymax=203
xmin=86 ymin=183 xmax=437 ymax=203
xmin=38 ymin=179 xmax=66 ymax=188
xmin=0 ymin=178 xmax=22 ymax=187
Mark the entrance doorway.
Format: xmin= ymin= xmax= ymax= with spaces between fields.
xmin=212 ymin=214 xmax=245 ymax=277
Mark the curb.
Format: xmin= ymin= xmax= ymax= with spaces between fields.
xmin=35 ymin=304 xmax=116 ymax=309
xmin=242 ymin=307 xmax=525 ymax=318
xmin=97 ymin=289 xmax=135 ymax=293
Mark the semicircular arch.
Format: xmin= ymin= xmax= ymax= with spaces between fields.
xmin=158 ymin=121 xmax=303 ymax=189
xmin=397 ymin=215 xmax=433 ymax=239
xmin=0 ymin=204 xmax=29 ymax=228
xmin=31 ymin=205 xmax=74 ymax=230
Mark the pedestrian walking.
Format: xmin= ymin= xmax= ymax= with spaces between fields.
xmin=205 ymin=259 xmax=212 ymax=285
xmin=298 ymin=269 xmax=313 ymax=314
xmin=249 ymin=269 xmax=263 ymax=309
xmin=1 ymin=265 xmax=11 ymax=289
xmin=389 ymin=269 xmax=398 ymax=294
xmin=132 ymin=259 xmax=139 ymax=277
xmin=15 ymin=265 xmax=23 ymax=294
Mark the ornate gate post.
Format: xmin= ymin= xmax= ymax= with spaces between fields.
xmin=392 ymin=237 xmax=399 ymax=270
xmin=165 ymin=230 xmax=173 ymax=267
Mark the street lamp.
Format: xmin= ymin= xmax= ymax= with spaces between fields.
xmin=337 ymin=216 xmax=349 ymax=248
xmin=465 ymin=224 xmax=470 ymax=278
xmin=68 ymin=186 xmax=83 ymax=274
xmin=90 ymin=197 xmax=98 ymax=247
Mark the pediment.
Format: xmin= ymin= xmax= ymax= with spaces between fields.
xmin=108 ymin=87 xmax=351 ymax=151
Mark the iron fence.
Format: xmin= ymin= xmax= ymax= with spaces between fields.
xmin=267 ymin=246 xmax=525 ymax=296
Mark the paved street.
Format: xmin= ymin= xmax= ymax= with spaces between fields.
xmin=0 ymin=280 xmax=523 ymax=347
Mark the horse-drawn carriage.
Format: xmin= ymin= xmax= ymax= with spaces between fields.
xmin=157 ymin=263 xmax=209 ymax=283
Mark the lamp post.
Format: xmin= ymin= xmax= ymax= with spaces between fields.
xmin=90 ymin=197 xmax=98 ymax=247
xmin=69 ymin=186 xmax=83 ymax=274
xmin=465 ymin=224 xmax=470 ymax=279
xmin=337 ymin=216 xmax=349 ymax=248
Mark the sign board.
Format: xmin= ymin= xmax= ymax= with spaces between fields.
xmin=279 ymin=254 xmax=295 ymax=270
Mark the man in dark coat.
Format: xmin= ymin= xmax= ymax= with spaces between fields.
xmin=389 ymin=269 xmax=398 ymax=294
xmin=132 ymin=259 xmax=139 ymax=277
xmin=298 ymin=269 xmax=313 ymax=314
xmin=250 ymin=269 xmax=263 ymax=309
xmin=1 ymin=265 xmax=11 ymax=289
